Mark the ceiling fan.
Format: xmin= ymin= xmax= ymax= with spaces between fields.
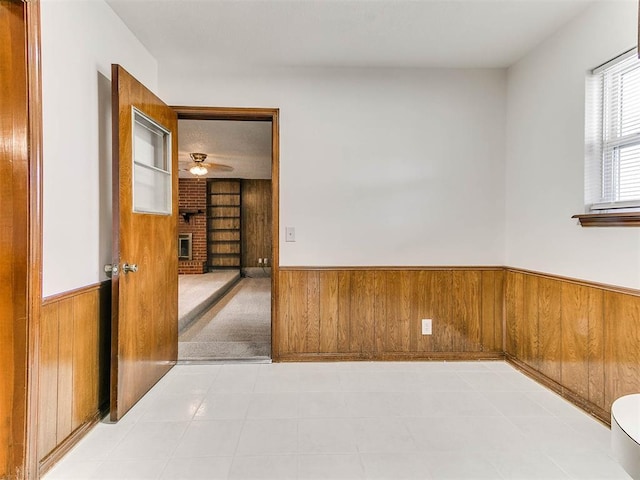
xmin=179 ymin=152 xmax=233 ymax=176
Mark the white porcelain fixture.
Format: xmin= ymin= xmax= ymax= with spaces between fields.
xmin=612 ymin=393 xmax=640 ymax=479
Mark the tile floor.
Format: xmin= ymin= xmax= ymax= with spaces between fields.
xmin=42 ymin=361 xmax=631 ymax=480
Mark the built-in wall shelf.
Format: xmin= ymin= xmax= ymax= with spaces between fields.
xmin=207 ymin=180 xmax=241 ymax=269
xmin=572 ymin=212 xmax=640 ymax=227
xmin=179 ymin=208 xmax=205 ymax=223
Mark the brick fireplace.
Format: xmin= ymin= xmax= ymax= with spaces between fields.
xmin=178 ymin=178 xmax=207 ymax=274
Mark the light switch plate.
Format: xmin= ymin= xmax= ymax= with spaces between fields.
xmin=285 ymin=227 xmax=296 ymax=242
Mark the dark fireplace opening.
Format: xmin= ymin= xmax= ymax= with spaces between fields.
xmin=178 ymin=233 xmax=192 ymax=260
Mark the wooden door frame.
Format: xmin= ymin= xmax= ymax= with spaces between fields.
xmin=25 ymin=0 xmax=43 ymax=474
xmin=171 ymin=106 xmax=280 ymax=361
xmin=25 ymin=0 xmax=43 ymax=477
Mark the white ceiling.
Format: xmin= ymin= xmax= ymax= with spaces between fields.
xmin=112 ymin=0 xmax=596 ymax=180
xmin=107 ymin=0 xmax=595 ymax=70
xmin=178 ymin=120 xmax=272 ymax=179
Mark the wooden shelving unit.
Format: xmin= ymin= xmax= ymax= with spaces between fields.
xmin=207 ymin=179 xmax=241 ymax=270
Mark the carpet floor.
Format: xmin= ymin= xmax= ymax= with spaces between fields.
xmin=178 ymin=277 xmax=271 ymax=362
xmin=178 ymin=270 xmax=240 ymax=332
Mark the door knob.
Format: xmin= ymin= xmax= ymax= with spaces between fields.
xmin=122 ymin=263 xmax=138 ymax=273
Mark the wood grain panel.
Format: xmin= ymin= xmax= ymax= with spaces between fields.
xmin=377 ymin=271 xmax=407 ymax=352
xmin=72 ymin=291 xmax=100 ymax=430
xmin=587 ymin=287 xmax=605 ymax=410
xmin=337 ymin=271 xmax=352 ymax=353
xmin=521 ymin=274 xmax=539 ymax=368
xmin=318 ymin=271 xmax=339 ymax=353
xmin=290 ymin=270 xmax=309 ymax=354
xmin=407 ymin=271 xmax=428 ymax=352
xmin=452 ymin=271 xmax=481 ymax=351
xmin=559 ymin=283 xmax=605 ymax=405
xmin=241 ymin=179 xmax=272 ymax=268
xmin=505 ymin=271 xmax=523 ymax=357
xmin=349 ymin=271 xmax=375 ymax=354
xmin=209 ymin=230 xmax=240 ymax=242
xmin=604 ymin=291 xmax=640 ymax=411
xmin=212 ymin=206 xmax=240 ymax=217
xmin=305 ymin=271 xmax=320 ymax=353
xmin=373 ymin=271 xmax=387 ymax=354
xmin=56 ymin=298 xmax=74 ymax=443
xmin=211 ymin=194 xmax=240 ymax=206
xmin=495 ymin=270 xmax=505 ymax=351
xmin=279 ymin=271 xmax=304 ymax=354
xmin=277 ymin=272 xmax=290 ymax=353
xmin=279 ymin=268 xmax=503 ymax=360
xmin=212 ymin=243 xmax=240 ymax=254
xmin=211 ymin=218 xmax=240 ymax=230
xmin=537 ymin=277 xmax=562 ymax=383
xmin=37 ymin=304 xmax=59 ymax=458
xmin=505 ymin=268 xmax=640 ymax=424
xmin=38 ymin=283 xmax=110 ymax=466
xmin=560 ymin=282 xmax=591 ymax=400
xmin=427 ymin=271 xmax=453 ymax=353
xmin=211 ymin=180 xmax=240 ymax=194
xmin=481 ymin=270 xmax=503 ymax=352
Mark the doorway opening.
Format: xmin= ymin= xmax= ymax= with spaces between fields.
xmin=172 ymin=107 xmax=279 ymax=362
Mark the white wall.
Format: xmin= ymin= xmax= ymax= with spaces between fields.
xmin=160 ymin=67 xmax=507 ymax=266
xmin=41 ymin=0 xmax=636 ymax=291
xmin=505 ymin=0 xmax=639 ymax=288
xmin=41 ymin=0 xmax=157 ymax=296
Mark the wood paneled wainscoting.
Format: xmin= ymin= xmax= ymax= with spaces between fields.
xmin=276 ymin=268 xmax=504 ymax=361
xmin=505 ymin=268 xmax=640 ymax=425
xmin=37 ymin=282 xmax=111 ymax=475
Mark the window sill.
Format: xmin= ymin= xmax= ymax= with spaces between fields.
xmin=572 ymin=212 xmax=640 ymax=227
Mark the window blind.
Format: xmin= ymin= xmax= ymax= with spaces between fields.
xmin=591 ymin=49 xmax=640 ymax=210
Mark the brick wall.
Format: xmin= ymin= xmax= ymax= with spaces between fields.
xmin=178 ymin=178 xmax=208 ymax=274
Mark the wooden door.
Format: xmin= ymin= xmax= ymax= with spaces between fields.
xmin=110 ymin=65 xmax=178 ymax=421
xmin=0 ymin=2 xmax=29 ymax=475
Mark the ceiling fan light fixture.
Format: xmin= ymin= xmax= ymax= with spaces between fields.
xmin=182 ymin=151 xmax=232 ymax=175
xmin=189 ymin=164 xmax=208 ymax=176
xmin=190 ymin=152 xmax=208 ymax=162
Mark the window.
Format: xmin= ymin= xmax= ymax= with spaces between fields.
xmin=132 ymin=107 xmax=172 ymax=215
xmin=586 ymin=49 xmax=640 ymax=211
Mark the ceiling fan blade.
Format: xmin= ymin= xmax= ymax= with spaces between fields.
xmin=206 ymin=163 xmax=234 ymax=172
xmin=179 ymin=151 xmax=255 ymax=161
xmin=179 ymin=164 xmax=234 ymax=173
xmin=178 ymin=152 xmax=234 ymax=174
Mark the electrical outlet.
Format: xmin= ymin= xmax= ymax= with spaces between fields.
xmin=421 ymin=319 xmax=432 ymax=335
xmin=264 ymin=258 xmax=268 ymax=266
xmin=258 ymin=258 xmax=263 ymax=265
